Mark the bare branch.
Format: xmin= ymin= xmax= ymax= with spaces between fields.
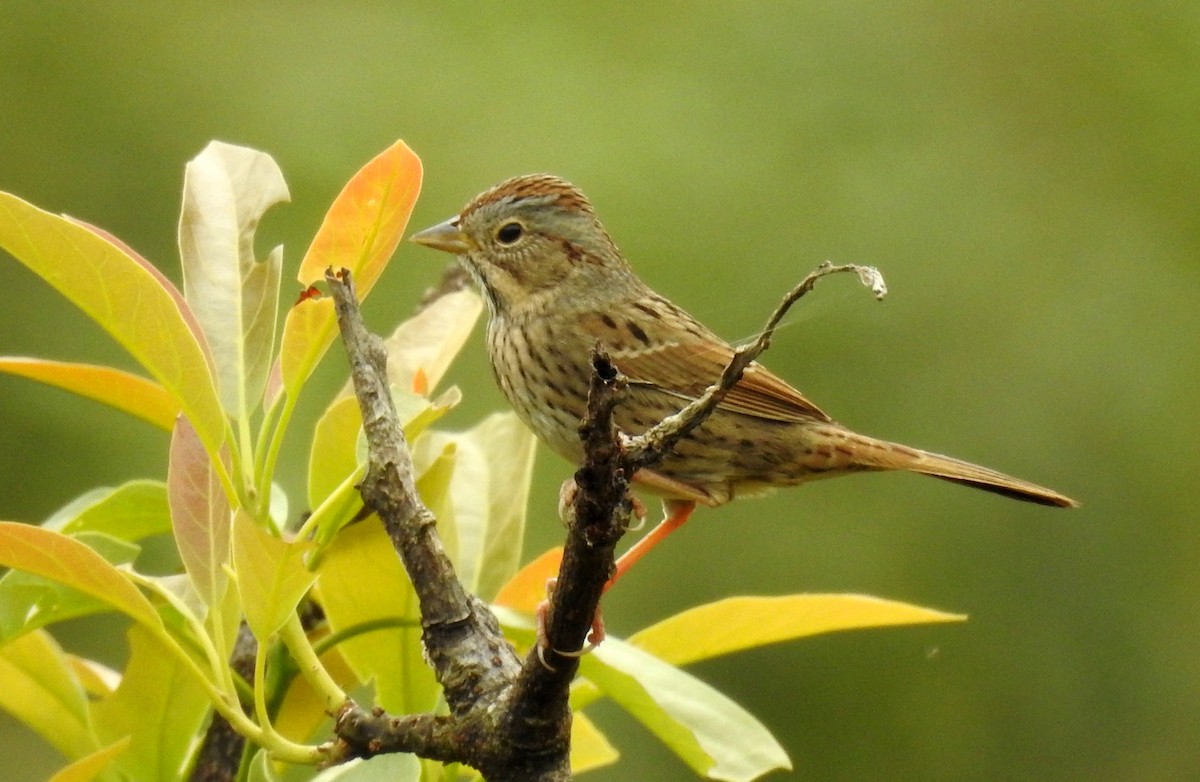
xmin=321 ymin=261 xmax=879 ymax=779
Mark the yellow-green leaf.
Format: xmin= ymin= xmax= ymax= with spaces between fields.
xmin=0 ymin=357 xmax=177 ymax=431
xmin=581 ymin=639 xmax=791 ymax=781
xmin=46 ymin=477 xmax=171 ymax=544
xmin=46 ymin=480 xmax=171 ymax=542
xmin=315 ymin=519 xmax=437 ymax=714
xmin=92 ymin=625 xmax=211 ymax=781
xmin=279 ymin=294 xmax=335 ymax=396
xmin=631 ymin=594 xmax=967 ymax=667
xmin=414 ymin=440 xmax=459 ymax=568
xmin=307 ymin=395 xmax=363 ymax=510
xmin=282 ymin=140 xmax=422 ymax=393
xmin=47 ymin=736 xmax=131 ymax=782
xmin=0 ymin=522 xmax=162 ymax=631
xmin=0 ymin=629 xmax=97 ymax=760
xmin=0 ymin=192 xmax=225 ymax=458
xmin=571 ymin=711 xmax=619 ymax=775
xmin=232 ymin=511 xmax=316 ymax=639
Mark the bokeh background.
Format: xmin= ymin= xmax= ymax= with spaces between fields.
xmin=2 ymin=3 xmax=1197 ymax=780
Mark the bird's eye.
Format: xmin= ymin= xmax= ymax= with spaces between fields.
xmin=495 ymin=221 xmax=524 ymax=245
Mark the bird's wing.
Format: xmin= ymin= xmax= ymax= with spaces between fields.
xmin=613 ymin=338 xmax=831 ymax=423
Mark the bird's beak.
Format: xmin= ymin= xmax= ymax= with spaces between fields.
xmin=410 ymin=217 xmax=473 ymax=254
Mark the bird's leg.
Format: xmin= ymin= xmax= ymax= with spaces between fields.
xmin=536 ymin=478 xmax=645 ymax=667
xmin=536 ymin=485 xmax=693 ymax=666
xmin=606 ymin=498 xmax=697 ymax=589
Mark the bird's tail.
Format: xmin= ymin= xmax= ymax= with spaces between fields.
xmin=819 ymin=427 xmax=1078 ymax=508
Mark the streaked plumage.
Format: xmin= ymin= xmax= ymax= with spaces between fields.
xmin=411 ymin=174 xmax=1077 ymax=510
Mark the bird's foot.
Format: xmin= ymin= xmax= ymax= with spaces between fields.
xmin=535 ymin=577 xmax=606 ymax=672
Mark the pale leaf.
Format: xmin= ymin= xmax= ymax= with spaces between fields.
xmin=179 ymin=141 xmax=288 ymax=421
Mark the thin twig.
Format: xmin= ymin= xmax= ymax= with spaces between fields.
xmin=625 ymin=262 xmax=886 ymax=469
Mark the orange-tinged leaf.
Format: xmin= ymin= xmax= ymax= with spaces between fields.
xmin=282 ymin=141 xmax=422 ymax=393
xmin=0 ymin=532 xmax=140 ymax=644
xmin=411 ymin=367 xmax=428 ymax=396
xmin=0 ymin=357 xmax=178 ymax=431
xmin=493 ymin=548 xmax=562 ymax=614
xmin=296 ymin=140 xmax=422 ymax=290
xmin=0 ymin=522 xmax=162 ymax=631
xmin=47 ymin=737 xmax=131 ymax=782
xmin=0 ymin=193 xmax=225 ymax=457
xmin=630 ymin=594 xmax=967 ymax=667
xmin=168 ymin=417 xmax=231 ymax=607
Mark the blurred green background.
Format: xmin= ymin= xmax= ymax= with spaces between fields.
xmin=2 ymin=3 xmax=1197 ymax=780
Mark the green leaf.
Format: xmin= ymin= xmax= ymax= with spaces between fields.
xmin=0 ymin=532 xmax=140 ymax=644
xmin=47 ymin=736 xmax=131 ymax=782
xmin=246 ymin=750 xmax=282 ymax=782
xmin=630 ymin=594 xmax=967 ymax=667
xmin=307 ymin=395 xmax=363 ymax=511
xmin=0 ymin=522 xmax=162 ymax=631
xmin=0 ymin=357 xmax=178 ymax=431
xmin=0 ymin=629 xmax=98 ymax=760
xmin=304 ymin=463 xmax=369 ymax=551
xmin=304 ymin=389 xmax=457 ymax=552
xmin=168 ymin=417 xmax=231 ymax=607
xmin=414 ymin=413 xmax=536 ymax=600
xmin=232 ymin=511 xmax=316 ymax=639
xmin=46 ymin=480 xmax=171 ymax=542
xmin=180 ymin=141 xmax=288 ymax=422
xmin=280 ymin=140 xmax=422 ymax=395
xmin=580 ymin=639 xmax=791 ymax=782
xmin=0 ymin=191 xmax=225 ymax=459
xmin=315 ymin=519 xmax=437 ymax=714
xmin=92 ymin=624 xmax=211 ymax=781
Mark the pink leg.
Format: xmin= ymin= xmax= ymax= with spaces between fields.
xmin=607 ymin=499 xmax=697 ymax=590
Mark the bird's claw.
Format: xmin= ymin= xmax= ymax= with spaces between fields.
xmin=535 ymin=577 xmax=606 ymax=672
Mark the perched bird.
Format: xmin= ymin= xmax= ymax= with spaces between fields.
xmin=411 ymin=174 xmax=1077 ymax=582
